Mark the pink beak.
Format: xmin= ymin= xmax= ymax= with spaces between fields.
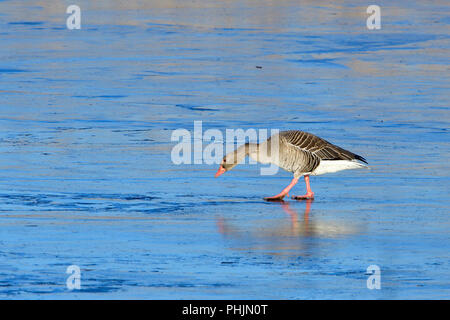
xmin=215 ymin=166 xmax=226 ymax=178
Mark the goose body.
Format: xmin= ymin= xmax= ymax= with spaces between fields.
xmin=252 ymin=130 xmax=367 ymax=177
xmin=215 ymin=130 xmax=368 ymax=200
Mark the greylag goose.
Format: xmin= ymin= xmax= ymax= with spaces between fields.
xmin=215 ymin=130 xmax=368 ymax=201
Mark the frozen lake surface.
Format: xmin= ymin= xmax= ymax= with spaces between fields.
xmin=0 ymin=0 xmax=449 ymax=299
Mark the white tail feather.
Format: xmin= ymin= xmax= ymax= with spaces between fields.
xmin=312 ymin=160 xmax=368 ymax=176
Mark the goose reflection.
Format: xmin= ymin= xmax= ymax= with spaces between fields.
xmin=216 ymin=200 xmax=361 ymax=256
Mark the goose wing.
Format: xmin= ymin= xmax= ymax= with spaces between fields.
xmin=280 ymin=130 xmax=367 ymax=163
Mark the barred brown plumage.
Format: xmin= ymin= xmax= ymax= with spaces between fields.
xmin=280 ymin=130 xmax=367 ymax=164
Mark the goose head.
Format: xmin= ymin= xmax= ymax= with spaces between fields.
xmin=215 ymin=143 xmax=255 ymax=178
xmin=215 ymin=152 xmax=239 ymax=177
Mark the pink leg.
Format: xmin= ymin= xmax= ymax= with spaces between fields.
xmin=292 ymin=175 xmax=315 ymax=200
xmin=264 ymin=177 xmax=299 ymax=201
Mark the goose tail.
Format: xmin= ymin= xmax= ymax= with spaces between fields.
xmin=353 ymin=153 xmax=368 ymax=164
xmin=312 ymin=159 xmax=369 ymax=176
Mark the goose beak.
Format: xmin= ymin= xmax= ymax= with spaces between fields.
xmin=215 ymin=166 xmax=226 ymax=178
